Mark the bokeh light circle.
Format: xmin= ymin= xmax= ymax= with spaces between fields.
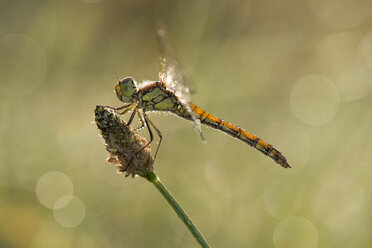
xmin=0 ymin=33 xmax=47 ymax=96
xmin=53 ymin=195 xmax=86 ymax=228
xmin=273 ymin=216 xmax=318 ymax=248
xmin=35 ymin=171 xmax=73 ymax=209
xmin=290 ymin=75 xmax=340 ymax=125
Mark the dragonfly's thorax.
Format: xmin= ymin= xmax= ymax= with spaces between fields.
xmin=137 ymin=81 xmax=190 ymax=117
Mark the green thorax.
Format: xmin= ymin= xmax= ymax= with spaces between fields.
xmin=137 ymin=81 xmax=191 ymax=118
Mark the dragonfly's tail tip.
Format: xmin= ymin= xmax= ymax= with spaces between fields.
xmin=282 ymin=161 xmax=291 ymax=169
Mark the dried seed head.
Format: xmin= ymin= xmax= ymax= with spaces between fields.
xmin=95 ymin=105 xmax=154 ymax=178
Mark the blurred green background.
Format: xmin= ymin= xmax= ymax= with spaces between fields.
xmin=1 ymin=0 xmax=372 ymax=247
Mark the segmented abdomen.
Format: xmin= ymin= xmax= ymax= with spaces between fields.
xmin=187 ymin=103 xmax=291 ymax=168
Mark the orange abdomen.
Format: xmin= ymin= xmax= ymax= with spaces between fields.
xmin=189 ymin=103 xmax=291 ymax=168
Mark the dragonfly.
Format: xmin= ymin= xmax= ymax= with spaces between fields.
xmin=113 ymin=24 xmax=291 ymax=168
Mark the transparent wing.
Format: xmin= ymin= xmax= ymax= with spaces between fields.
xmin=156 ymin=23 xmax=196 ymax=102
xmin=156 ymin=23 xmax=204 ymax=141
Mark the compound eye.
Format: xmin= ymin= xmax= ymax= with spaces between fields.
xmin=122 ymin=80 xmax=132 ymax=92
xmin=115 ymin=77 xmax=136 ymax=103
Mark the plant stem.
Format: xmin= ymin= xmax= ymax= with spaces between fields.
xmin=146 ymin=171 xmax=210 ymax=248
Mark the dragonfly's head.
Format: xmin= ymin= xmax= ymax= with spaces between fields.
xmin=115 ymin=77 xmax=138 ymax=103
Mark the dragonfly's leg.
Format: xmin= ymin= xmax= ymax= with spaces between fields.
xmin=127 ymin=111 xmax=154 ymax=166
xmin=142 ymin=111 xmax=154 ymax=148
xmin=126 ymin=109 xmax=137 ymax=126
xmin=127 ymin=111 xmax=163 ymax=167
xmin=134 ymin=109 xmax=145 ymax=131
xmin=119 ymin=104 xmax=136 ymax=115
xmin=119 ymin=107 xmax=131 ymax=115
xmin=144 ymin=112 xmax=162 ymax=160
xmin=113 ymin=104 xmax=132 ymax=111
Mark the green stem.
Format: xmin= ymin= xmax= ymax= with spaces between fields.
xmin=146 ymin=171 xmax=210 ymax=248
